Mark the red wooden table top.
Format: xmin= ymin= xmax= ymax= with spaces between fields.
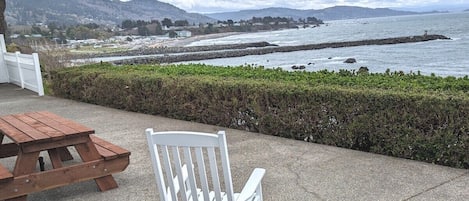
xmin=0 ymin=111 xmax=94 ymax=144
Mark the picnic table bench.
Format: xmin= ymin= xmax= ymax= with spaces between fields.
xmin=0 ymin=164 xmax=13 ymax=184
xmin=0 ymin=111 xmax=130 ymax=201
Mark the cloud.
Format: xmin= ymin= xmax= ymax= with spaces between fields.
xmin=157 ymin=0 xmax=464 ymax=13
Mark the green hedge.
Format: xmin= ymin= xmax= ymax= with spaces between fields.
xmin=50 ymin=63 xmax=469 ymax=168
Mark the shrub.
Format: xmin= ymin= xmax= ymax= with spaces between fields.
xmin=50 ymin=64 xmax=469 ymax=168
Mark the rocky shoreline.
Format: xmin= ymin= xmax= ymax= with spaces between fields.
xmin=112 ymin=34 xmax=450 ymax=65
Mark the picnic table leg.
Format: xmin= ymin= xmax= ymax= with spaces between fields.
xmin=0 ymin=134 xmax=4 ymax=153
xmin=48 ymin=148 xmax=64 ymax=168
xmin=48 ymin=147 xmax=75 ymax=169
xmin=74 ymin=137 xmax=118 ymax=191
xmin=6 ymin=151 xmax=41 ymax=201
xmin=13 ymin=152 xmax=40 ymax=177
xmin=57 ymin=147 xmax=74 ymax=161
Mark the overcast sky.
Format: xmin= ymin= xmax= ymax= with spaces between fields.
xmin=156 ymin=0 xmax=469 ymax=13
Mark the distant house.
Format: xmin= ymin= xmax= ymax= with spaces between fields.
xmin=9 ymin=34 xmax=20 ymax=39
xmin=214 ymin=23 xmax=227 ymax=28
xmin=175 ymin=30 xmax=192 ymax=37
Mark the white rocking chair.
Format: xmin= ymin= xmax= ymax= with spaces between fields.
xmin=146 ymin=129 xmax=266 ymax=201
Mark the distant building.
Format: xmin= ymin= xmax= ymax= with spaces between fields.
xmin=214 ymin=24 xmax=227 ymax=28
xmin=175 ymin=30 xmax=192 ymax=37
xmin=9 ymin=34 xmax=20 ymax=39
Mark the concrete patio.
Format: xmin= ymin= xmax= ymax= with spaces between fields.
xmin=0 ymin=83 xmax=468 ymax=201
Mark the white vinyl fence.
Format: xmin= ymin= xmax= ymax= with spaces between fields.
xmin=0 ymin=34 xmax=44 ymax=96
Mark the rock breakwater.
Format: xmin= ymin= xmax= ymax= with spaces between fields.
xmin=75 ymin=42 xmax=275 ymax=60
xmin=112 ymin=34 xmax=450 ymax=65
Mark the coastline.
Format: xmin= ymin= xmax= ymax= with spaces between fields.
xmin=113 ymin=34 xmax=450 ymax=65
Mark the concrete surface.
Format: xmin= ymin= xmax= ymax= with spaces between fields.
xmin=0 ymin=83 xmax=468 ymax=201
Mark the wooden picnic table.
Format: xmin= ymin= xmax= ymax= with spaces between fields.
xmin=0 ymin=111 xmax=130 ymax=201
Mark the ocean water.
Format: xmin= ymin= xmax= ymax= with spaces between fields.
xmin=186 ymin=12 xmax=469 ymax=77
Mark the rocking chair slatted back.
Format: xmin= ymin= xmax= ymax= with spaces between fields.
xmin=146 ymin=129 xmax=235 ymax=201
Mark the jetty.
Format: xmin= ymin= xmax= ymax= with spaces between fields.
xmin=73 ymin=42 xmax=276 ymax=60
xmin=112 ymin=34 xmax=450 ymax=65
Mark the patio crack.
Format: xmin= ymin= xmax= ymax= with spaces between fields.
xmin=402 ymin=170 xmax=469 ymax=201
xmin=287 ymin=150 xmax=325 ymax=201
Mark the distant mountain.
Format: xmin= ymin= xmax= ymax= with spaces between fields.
xmin=396 ymin=4 xmax=469 ymax=12
xmin=207 ymin=7 xmax=303 ymax=22
xmin=5 ymin=0 xmax=214 ymax=25
xmin=206 ymin=6 xmax=419 ymax=21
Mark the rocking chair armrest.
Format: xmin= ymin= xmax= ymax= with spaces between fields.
xmin=237 ymin=168 xmax=266 ymax=201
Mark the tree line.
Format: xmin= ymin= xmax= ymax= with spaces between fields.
xmin=5 ymin=14 xmax=325 ymax=42
xmin=121 ymin=18 xmax=190 ymax=29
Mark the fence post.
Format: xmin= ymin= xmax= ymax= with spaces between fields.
xmin=0 ymin=34 xmax=5 ymax=52
xmin=32 ymin=53 xmax=44 ymax=96
xmin=0 ymin=34 xmax=8 ymax=83
xmin=15 ymin=51 xmax=25 ymax=89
